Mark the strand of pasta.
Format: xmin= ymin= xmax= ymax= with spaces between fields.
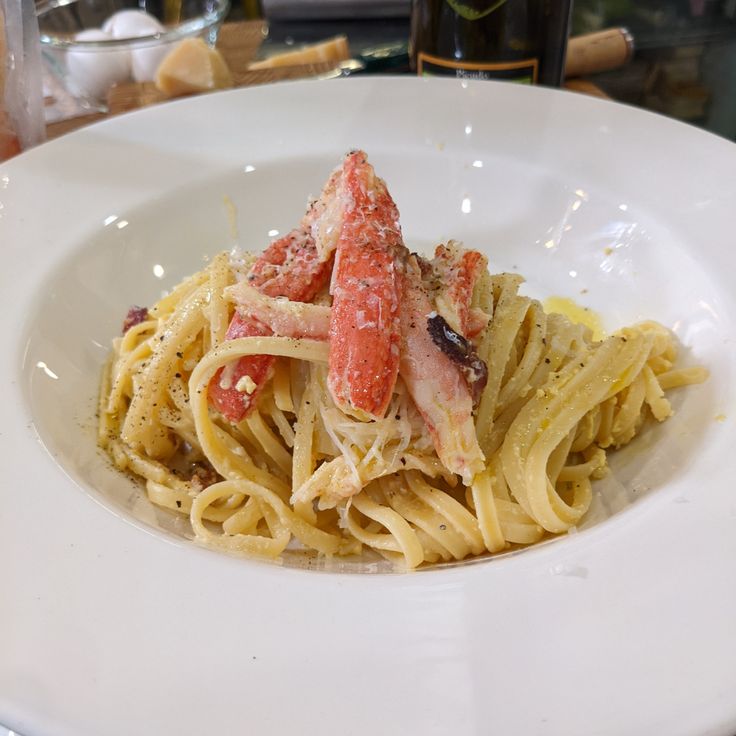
xmin=404 ymin=472 xmax=485 ymax=556
xmin=469 ymin=469 xmax=506 ymax=552
xmin=611 ymin=373 xmax=647 ymax=445
xmin=191 ymin=479 xmax=342 ymax=557
xmin=546 ymin=429 xmax=576 ymax=486
xmin=484 ymin=316 xmax=587 ymax=457
xmin=244 ymin=411 xmax=293 ymax=478
xmin=122 ymin=283 xmax=210 ymax=457
xmin=261 ymin=395 xmax=296 ymax=448
xmin=348 ymin=491 xmax=424 ymax=568
xmin=464 ymin=456 xmax=538 ymax=541
xmin=147 ymin=479 xmax=235 ymax=523
xmin=110 ymin=439 xmax=188 ymax=491
xmin=657 ymin=366 xmax=709 ymax=390
xmin=557 ymin=446 xmax=607 ymax=482
xmin=106 ymin=322 xmax=156 ymax=413
xmin=98 ymin=251 xmax=709 ymax=569
xmin=272 ymin=358 xmax=294 ymax=413
xmin=496 ymin=303 xmax=547 ymax=414
xmin=291 ymin=365 xmax=319 ymax=523
xmin=476 ymin=276 xmax=528 ymax=455
xmin=206 ymin=252 xmax=233 ymax=349
xmin=97 ymin=352 xmax=117 ymax=448
xmin=188 ymin=337 xmax=328 ymax=491
xmin=148 ymin=269 xmax=209 ymax=320
xmin=378 ymin=482 xmax=461 ymax=561
xmin=502 ymin=330 xmax=653 ymax=532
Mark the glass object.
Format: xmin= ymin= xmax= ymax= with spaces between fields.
xmin=37 ymin=0 xmax=230 ymax=111
xmin=410 ymin=0 xmax=572 ymax=86
xmin=0 ymin=0 xmax=45 ymax=160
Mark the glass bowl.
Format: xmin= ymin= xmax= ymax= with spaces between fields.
xmin=38 ymin=0 xmax=230 ymax=110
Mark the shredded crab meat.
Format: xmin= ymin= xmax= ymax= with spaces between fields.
xmin=225 ymin=282 xmax=331 ymax=340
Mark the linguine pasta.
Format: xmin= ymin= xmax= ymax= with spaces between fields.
xmin=98 ymin=251 xmax=707 ymax=569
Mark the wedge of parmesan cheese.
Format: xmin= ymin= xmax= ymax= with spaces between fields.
xmin=155 ymin=38 xmax=233 ymax=97
xmin=248 ymin=35 xmax=350 ymax=70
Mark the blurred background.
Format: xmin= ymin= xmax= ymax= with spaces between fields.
xmin=571 ymin=0 xmax=736 ymax=140
xmin=7 ymin=0 xmax=736 ymax=150
xmin=235 ymin=0 xmax=736 ymax=141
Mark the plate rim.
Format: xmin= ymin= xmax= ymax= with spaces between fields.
xmin=3 ymin=76 xmax=736 ymax=736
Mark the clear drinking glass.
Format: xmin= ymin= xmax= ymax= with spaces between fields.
xmin=0 ymin=0 xmax=46 ymax=161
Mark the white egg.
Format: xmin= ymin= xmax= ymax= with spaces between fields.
xmin=102 ymin=10 xmax=164 ymax=39
xmin=66 ymin=29 xmax=131 ymax=101
xmin=102 ymin=10 xmax=169 ymax=83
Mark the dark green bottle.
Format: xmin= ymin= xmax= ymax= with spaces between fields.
xmin=410 ymin=0 xmax=571 ymax=86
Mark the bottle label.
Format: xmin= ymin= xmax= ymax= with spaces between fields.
xmin=417 ymin=52 xmax=539 ymax=83
xmin=445 ymin=0 xmax=508 ymax=21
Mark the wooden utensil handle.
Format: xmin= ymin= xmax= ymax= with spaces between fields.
xmin=565 ymin=28 xmax=634 ymax=78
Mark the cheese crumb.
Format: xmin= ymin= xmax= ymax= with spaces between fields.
xmin=236 ymin=375 xmax=257 ymax=394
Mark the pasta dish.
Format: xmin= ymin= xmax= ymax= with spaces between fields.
xmin=98 ymin=151 xmax=707 ymax=568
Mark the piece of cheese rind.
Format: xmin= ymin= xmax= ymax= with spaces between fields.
xmin=248 ymin=35 xmax=350 ymax=70
xmin=155 ymin=38 xmax=233 ymax=97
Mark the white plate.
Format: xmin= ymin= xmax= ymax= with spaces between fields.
xmin=2 ymin=77 xmax=736 ymax=736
